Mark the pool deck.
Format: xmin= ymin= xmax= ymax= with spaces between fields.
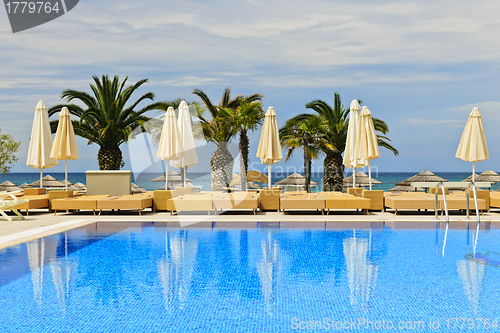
xmin=1 ymin=209 xmax=500 ymax=249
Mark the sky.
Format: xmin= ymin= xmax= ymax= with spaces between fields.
xmin=1 ymin=0 xmax=500 ymax=178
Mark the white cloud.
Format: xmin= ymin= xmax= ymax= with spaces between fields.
xmin=450 ymin=101 xmax=500 ymax=119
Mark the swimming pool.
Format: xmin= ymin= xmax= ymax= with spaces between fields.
xmin=0 ymin=222 xmax=499 ymax=332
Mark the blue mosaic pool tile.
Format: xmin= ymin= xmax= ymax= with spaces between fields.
xmin=0 ymin=225 xmax=500 ymax=332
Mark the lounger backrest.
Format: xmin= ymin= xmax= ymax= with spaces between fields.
xmin=174 ymin=187 xmax=192 ymax=197
xmin=24 ymin=188 xmax=47 ymax=195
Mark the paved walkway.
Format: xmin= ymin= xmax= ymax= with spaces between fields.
xmin=1 ymin=209 xmax=499 ymax=249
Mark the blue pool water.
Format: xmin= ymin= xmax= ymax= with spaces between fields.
xmin=1 ymin=222 xmax=500 ymax=332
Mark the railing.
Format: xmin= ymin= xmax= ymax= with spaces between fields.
xmin=435 ymin=182 xmax=449 ymax=223
xmin=466 ymin=182 xmax=481 ymax=224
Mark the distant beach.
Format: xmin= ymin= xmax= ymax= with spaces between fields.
xmin=1 ymin=172 xmax=498 ymax=192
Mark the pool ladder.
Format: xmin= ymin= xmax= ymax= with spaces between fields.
xmin=438 ymin=182 xmax=481 ymax=257
xmin=434 ymin=181 xmax=480 ymax=224
xmin=466 ymin=182 xmax=481 ymax=224
xmin=434 ymin=182 xmax=449 ymax=223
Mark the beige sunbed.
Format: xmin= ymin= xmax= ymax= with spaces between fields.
xmin=96 ymin=193 xmax=153 ymax=215
xmin=11 ymin=194 xmax=49 ymax=215
xmin=384 ymin=193 xmax=436 ymax=214
xmin=168 ymin=192 xmax=223 ymax=214
xmin=213 ymin=192 xmax=259 ymax=214
xmin=280 ymin=193 xmax=325 ymax=214
xmin=3 ymin=188 xmax=49 ymax=215
xmin=320 ymin=192 xmax=371 ymax=214
xmin=52 ymin=195 xmax=112 ymax=215
xmin=385 ymin=192 xmax=486 ymax=214
xmin=361 ymin=190 xmax=384 ymax=211
xmin=259 ymin=188 xmax=280 ymax=211
xmin=490 ymin=191 xmax=500 ymax=211
xmin=48 ymin=190 xmax=81 ymax=210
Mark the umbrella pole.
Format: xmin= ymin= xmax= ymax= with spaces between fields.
xmin=353 ymin=167 xmax=356 ymax=188
xmin=165 ymin=161 xmax=169 ymax=191
xmin=268 ymin=163 xmax=272 ymax=190
xmin=184 ymin=167 xmax=187 ymax=188
xmin=472 ymin=161 xmax=475 ymax=183
xmin=40 ymin=169 xmax=43 ymax=188
xmin=65 ymin=160 xmax=68 ymax=191
xmin=368 ymin=160 xmax=372 ymax=190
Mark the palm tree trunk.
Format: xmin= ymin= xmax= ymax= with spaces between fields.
xmin=304 ymin=133 xmax=311 ymax=193
xmin=239 ymin=130 xmax=249 ymax=191
xmin=211 ymin=146 xmax=234 ymax=191
xmin=98 ymin=146 xmax=123 ymax=170
xmin=323 ymin=152 xmax=344 ymax=191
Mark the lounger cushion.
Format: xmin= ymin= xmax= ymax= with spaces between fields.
xmin=213 ymin=192 xmax=259 ymax=210
xmin=280 ymin=194 xmax=325 ymax=210
xmin=96 ymin=194 xmax=153 ymax=210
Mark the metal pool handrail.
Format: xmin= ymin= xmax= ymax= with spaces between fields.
xmin=435 ymin=182 xmax=449 ymax=223
xmin=466 ymin=182 xmax=480 ymax=224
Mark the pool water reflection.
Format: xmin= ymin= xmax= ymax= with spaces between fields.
xmin=0 ymin=222 xmax=499 ymax=332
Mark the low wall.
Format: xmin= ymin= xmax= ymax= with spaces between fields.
xmin=86 ymin=170 xmax=132 ymax=196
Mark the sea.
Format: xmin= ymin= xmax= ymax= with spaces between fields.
xmin=1 ymin=172 xmax=498 ymax=192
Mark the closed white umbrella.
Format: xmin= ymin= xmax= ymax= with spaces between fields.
xmin=456 ymin=107 xmax=489 ymax=182
xmin=157 ymin=232 xmax=198 ymax=310
xmin=27 ymin=100 xmax=58 ymax=188
xmin=50 ymin=107 xmax=79 ymax=190
xmin=343 ymin=235 xmax=378 ymax=311
xmin=157 ymin=107 xmax=185 ymax=190
xmin=343 ymin=100 xmax=365 ymax=188
xmin=355 ymin=106 xmax=380 ymax=190
xmin=256 ymin=107 xmax=282 ymax=189
xmin=27 ymin=238 xmax=45 ymax=305
xmin=257 ymin=231 xmax=281 ymax=313
xmin=457 ymin=259 xmax=486 ymax=314
xmin=170 ymin=101 xmax=198 ymax=187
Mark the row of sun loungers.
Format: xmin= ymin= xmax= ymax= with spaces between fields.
xmin=384 ymin=190 xmax=489 ymax=214
xmin=2 ymin=187 xmax=500 ymax=218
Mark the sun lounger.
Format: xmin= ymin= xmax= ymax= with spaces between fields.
xmin=490 ymin=191 xmax=500 ymax=211
xmin=52 ymin=195 xmax=112 ymax=215
xmin=446 ymin=190 xmax=488 ymax=212
xmin=444 ymin=195 xmax=486 ymax=212
xmin=96 ymin=193 xmax=153 ymax=215
xmin=385 ymin=192 xmax=486 ymax=214
xmin=168 ymin=192 xmax=223 ymax=214
xmin=361 ymin=190 xmax=384 ymax=211
xmin=319 ymin=192 xmax=371 ymax=214
xmin=48 ymin=190 xmax=80 ymax=211
xmin=280 ymin=193 xmax=325 ymax=214
xmin=9 ymin=192 xmax=49 ymax=215
xmin=259 ymin=188 xmax=280 ymax=211
xmin=281 ymin=191 xmax=308 ymax=197
xmin=384 ymin=194 xmax=435 ymax=214
xmin=347 ymin=188 xmax=364 ymax=197
xmin=0 ymin=191 xmax=29 ymax=221
xmin=153 ymin=190 xmax=175 ymax=212
xmin=24 ymin=188 xmax=47 ymax=195
xmin=213 ymin=192 xmax=259 ymax=214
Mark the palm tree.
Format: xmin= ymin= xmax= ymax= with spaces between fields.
xmin=279 ymin=114 xmax=325 ymax=192
xmin=305 ymin=93 xmax=398 ymax=191
xmin=48 ymin=75 xmax=165 ymax=170
xmin=220 ymin=96 xmax=264 ymax=191
xmin=192 ymin=87 xmax=242 ymax=191
xmin=304 ymin=94 xmax=348 ymax=191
